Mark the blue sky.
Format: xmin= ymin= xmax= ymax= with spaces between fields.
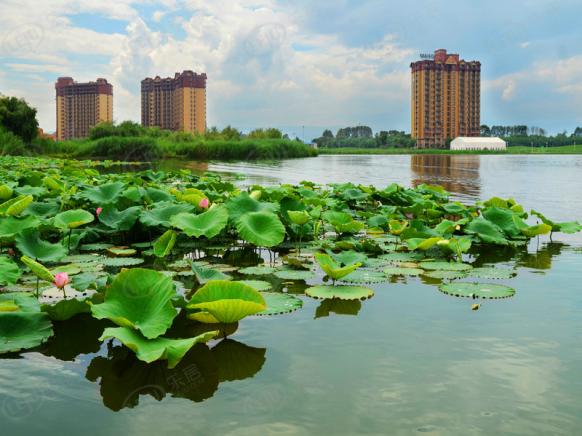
xmin=1 ymin=0 xmax=581 ymax=138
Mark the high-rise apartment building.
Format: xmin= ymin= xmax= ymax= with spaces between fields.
xmin=141 ymin=71 xmax=207 ymax=134
xmin=55 ymin=77 xmax=113 ymax=141
xmin=410 ymin=49 xmax=480 ymax=148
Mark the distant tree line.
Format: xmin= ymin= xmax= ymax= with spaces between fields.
xmin=480 ymin=124 xmax=582 ymax=147
xmin=313 ymin=126 xmax=415 ymax=148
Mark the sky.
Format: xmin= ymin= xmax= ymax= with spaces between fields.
xmin=1 ymin=0 xmax=581 ymax=139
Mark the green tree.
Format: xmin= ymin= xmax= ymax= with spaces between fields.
xmin=0 ymin=96 xmax=39 ymax=142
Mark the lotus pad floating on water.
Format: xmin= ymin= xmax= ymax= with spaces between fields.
xmin=339 ymin=270 xmax=387 ymax=284
xmin=101 ymin=257 xmax=145 ymax=267
xmin=238 ymin=280 xmax=273 ymax=291
xmin=238 ymin=266 xmax=279 ymax=276
xmin=305 ymin=285 xmax=374 ymax=300
xmin=419 ymin=261 xmax=473 ymax=271
xmin=467 ymin=267 xmax=517 ymax=280
xmin=383 ymin=267 xmax=424 ymax=277
xmin=378 ymin=252 xmax=425 ymax=263
xmin=424 ymin=270 xmax=468 ymax=280
xmin=273 ymin=270 xmax=316 ymax=280
xmin=439 ymin=282 xmax=516 ymax=299
xmin=257 ymin=292 xmax=303 ymax=316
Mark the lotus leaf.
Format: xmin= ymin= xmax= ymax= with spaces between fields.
xmin=0 ymin=312 xmax=54 ymax=353
xmin=98 ymin=206 xmax=141 ymax=231
xmin=287 ymin=210 xmax=310 ymax=226
xmin=153 ymin=230 xmax=177 ymax=258
xmin=99 ymin=327 xmax=218 ymax=368
xmin=0 ymin=256 xmax=21 ymax=285
xmin=467 ymin=268 xmax=516 ymax=280
xmin=419 ymin=261 xmax=473 ymax=271
xmin=257 ymin=292 xmax=303 ymax=315
xmin=439 ymin=282 xmax=516 ymax=299
xmin=82 ymin=182 xmax=125 ymax=204
xmin=238 ymin=266 xmax=278 ymax=276
xmin=107 ymin=247 xmax=137 ymax=257
xmin=101 ymin=257 xmax=145 ymax=267
xmin=21 ymin=255 xmax=55 ymax=283
xmin=464 ymin=217 xmax=508 ymax=245
xmin=236 ymin=211 xmax=286 ymax=247
xmin=42 ymin=299 xmax=91 ymax=321
xmin=273 ymin=269 xmax=315 ymax=280
xmin=0 ymin=195 xmax=33 ymax=217
xmin=91 ymin=268 xmax=178 ymax=339
xmin=192 ymin=264 xmax=232 ymax=283
xmin=383 ymin=267 xmax=424 ymax=276
xmin=424 ymin=270 xmax=468 ymax=280
xmin=54 ymin=209 xmax=95 ymax=230
xmin=237 ymin=280 xmax=272 ymax=291
xmin=305 ymin=285 xmax=374 ymax=300
xmin=314 ymin=252 xmax=361 ymax=280
xmin=139 ymin=202 xmax=195 ymax=227
xmin=339 ymin=270 xmax=387 ymax=283
xmin=226 ymin=192 xmax=279 ymax=222
xmin=171 ymin=205 xmax=229 ymax=239
xmin=15 ymin=229 xmax=67 ymax=262
xmin=0 ymin=215 xmax=40 ymax=240
xmin=187 ymin=280 xmax=266 ymax=323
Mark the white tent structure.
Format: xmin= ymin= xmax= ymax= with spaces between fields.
xmin=450 ymin=137 xmax=507 ymax=151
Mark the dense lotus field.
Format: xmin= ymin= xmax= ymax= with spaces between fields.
xmin=1 ymin=156 xmax=581 ymax=369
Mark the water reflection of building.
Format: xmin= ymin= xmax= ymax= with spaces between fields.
xmin=411 ymin=154 xmax=480 ymax=199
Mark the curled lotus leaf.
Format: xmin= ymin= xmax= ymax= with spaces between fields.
xmin=305 ymin=285 xmax=374 ymax=301
xmin=153 ymin=230 xmax=177 ymax=258
xmin=99 ymin=326 xmax=218 ymax=368
xmin=187 ymin=280 xmax=266 ymax=324
xmin=15 ymin=229 xmax=67 ymax=263
xmin=257 ymin=292 xmax=303 ymax=316
xmin=192 ymin=264 xmax=232 ymax=284
xmin=439 ymin=282 xmax=516 ymax=299
xmin=91 ymin=268 xmax=178 ymax=339
xmin=21 ymin=255 xmax=54 ymax=283
xmin=314 ymin=252 xmax=361 ymax=280
xmin=0 ymin=195 xmax=33 ymax=217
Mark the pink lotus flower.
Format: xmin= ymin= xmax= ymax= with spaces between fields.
xmin=198 ymin=198 xmax=210 ymax=209
xmin=96 ymin=207 xmax=103 ymax=217
xmin=53 ymin=272 xmax=70 ymax=289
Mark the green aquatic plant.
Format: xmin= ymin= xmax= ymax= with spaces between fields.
xmin=439 ymin=282 xmax=516 ymax=299
xmin=305 ymin=285 xmax=374 ymax=300
xmin=314 ymin=252 xmax=362 ymax=283
xmin=235 ymin=211 xmax=286 ymax=248
xmin=187 ymin=280 xmax=266 ymax=324
xmin=171 ymin=205 xmax=229 ymax=239
xmin=153 ymin=229 xmax=177 ymax=258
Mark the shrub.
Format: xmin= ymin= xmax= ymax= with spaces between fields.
xmin=0 ymin=127 xmax=26 ymax=155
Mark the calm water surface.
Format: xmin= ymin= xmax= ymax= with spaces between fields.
xmin=3 ymin=155 xmax=582 ymax=436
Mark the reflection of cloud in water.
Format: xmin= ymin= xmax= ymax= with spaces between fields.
xmin=411 ymin=155 xmax=481 ymax=201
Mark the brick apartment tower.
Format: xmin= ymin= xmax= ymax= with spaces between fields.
xmin=141 ymin=71 xmax=207 ymax=134
xmin=55 ymin=77 xmax=113 ymax=141
xmin=410 ymin=49 xmax=480 ymax=148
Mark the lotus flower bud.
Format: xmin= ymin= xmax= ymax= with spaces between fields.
xmin=53 ymin=272 xmax=70 ymax=289
xmin=96 ymin=207 xmax=103 ymax=216
xmin=198 ymin=198 xmax=210 ymax=209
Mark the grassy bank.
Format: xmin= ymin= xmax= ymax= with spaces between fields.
xmin=40 ymin=136 xmax=317 ymax=161
xmin=317 ymin=145 xmax=582 ymax=155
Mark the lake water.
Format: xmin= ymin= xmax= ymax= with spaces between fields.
xmin=3 ymin=154 xmax=582 ymax=436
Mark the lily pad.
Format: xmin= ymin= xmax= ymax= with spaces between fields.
xmin=305 ymin=285 xmax=374 ymax=300
xmin=0 ymin=256 xmax=21 ymax=286
xmin=467 ymin=268 xmax=517 ymax=280
xmin=273 ymin=270 xmax=316 ymax=280
xmin=339 ymin=270 xmax=387 ymax=283
xmin=99 ymin=326 xmax=218 ymax=368
xmin=419 ymin=261 xmax=473 ymax=271
xmin=101 ymin=257 xmax=145 ymax=267
xmin=378 ymin=252 xmax=425 ymax=263
xmin=257 ymin=292 xmax=303 ymax=316
xmin=238 ymin=280 xmax=273 ymax=291
xmin=424 ymin=270 xmax=468 ymax=280
xmin=91 ymin=268 xmax=178 ymax=339
xmin=15 ymin=229 xmax=67 ymax=262
xmin=439 ymin=282 xmax=516 ymax=299
xmin=192 ymin=264 xmax=232 ymax=284
xmin=0 ymin=312 xmax=54 ymax=353
xmin=238 ymin=266 xmax=278 ymax=276
xmin=383 ymin=267 xmax=424 ymax=277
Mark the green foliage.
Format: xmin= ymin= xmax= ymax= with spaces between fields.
xmin=235 ymin=211 xmax=286 ymax=247
xmin=314 ymin=252 xmax=361 ymax=280
xmin=0 ymin=96 xmax=38 ymax=142
xmin=171 ymin=205 xmax=229 ymax=239
xmin=305 ymin=285 xmax=374 ymax=300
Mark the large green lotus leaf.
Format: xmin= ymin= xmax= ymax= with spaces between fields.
xmin=465 ymin=217 xmax=508 ymax=245
xmin=389 ymin=220 xmax=409 ymax=236
xmin=323 ymin=211 xmax=365 ymax=234
xmin=287 ymin=210 xmax=310 ymax=226
xmin=153 ymin=229 xmax=177 ymax=258
xmin=520 ymin=223 xmax=552 ymax=237
xmin=54 ymin=209 xmax=95 ymax=230
xmin=330 ymin=250 xmax=368 ymax=266
xmin=0 ymin=215 xmax=40 ymax=239
xmin=170 ymin=205 xmax=229 ymax=239
xmin=192 ymin=264 xmax=231 ymax=284
xmin=101 ymin=257 xmax=144 ymax=267
xmin=273 ymin=269 xmax=315 ymax=280
xmin=82 ymin=182 xmax=125 ymax=204
xmin=0 ymin=195 xmax=33 ymax=217
xmin=0 ymin=184 xmax=13 ymax=200
xmin=0 ymin=312 xmax=53 ymax=353
xmin=0 ymin=256 xmax=21 ymax=286
xmin=0 ymin=292 xmax=41 ymax=313
xmin=139 ymin=202 xmax=195 ymax=227
xmin=238 ymin=266 xmax=278 ymax=276
xmin=91 ymin=268 xmax=178 ymax=339
xmin=80 ymin=243 xmax=114 ymax=251
xmin=257 ymin=292 xmax=303 ymax=316
xmin=339 ymin=270 xmax=387 ymax=283
xmin=482 ymin=207 xmax=522 ymax=238
xmin=42 ymin=299 xmax=91 ymax=321
xmin=187 ymin=280 xmax=266 ymax=323
xmin=20 ymin=255 xmax=55 ymax=283
xmin=383 ymin=267 xmax=424 ymax=276
xmin=406 ymin=237 xmax=443 ymax=251
xmin=22 ymin=201 xmax=60 ymax=218
xmin=226 ymin=192 xmax=279 ymax=222
xmin=314 ymin=252 xmax=361 ymax=280
xmin=419 ymin=261 xmax=473 ymax=271
xmin=71 ymin=272 xmax=107 ymax=292
xmin=467 ymin=268 xmax=516 ymax=280
xmin=378 ymin=252 xmax=425 ymax=263
xmin=98 ymin=206 xmax=141 ymax=231
xmin=305 ymin=285 xmax=374 ymax=300
xmin=237 ymin=280 xmax=272 ymax=291
xmin=556 ymin=221 xmax=582 ymax=234
xmin=16 ymin=229 xmax=67 ymax=262
xmin=107 ymin=247 xmax=137 ymax=257
xmin=236 ymin=211 xmax=285 ymax=247
xmin=439 ymin=282 xmax=515 ymax=299
xmin=100 ymin=326 xmax=218 ymax=368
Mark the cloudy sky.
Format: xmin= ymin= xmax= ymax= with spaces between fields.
xmin=1 ymin=0 xmax=581 ymax=138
